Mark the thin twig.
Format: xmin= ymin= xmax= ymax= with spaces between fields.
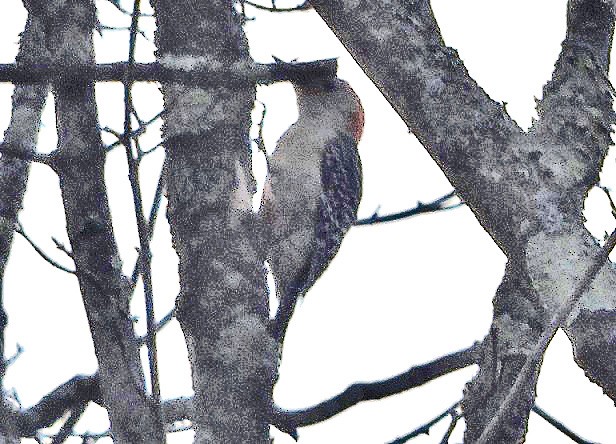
xmin=439 ymin=411 xmax=461 ymax=444
xmin=98 ymin=24 xmax=151 ymax=42
xmin=531 ymin=405 xmax=598 ymax=444
xmin=139 ymin=142 xmax=163 ymax=158
xmin=123 ymin=1 xmax=164 ymax=439
xmin=15 ymin=224 xmax=75 ymax=274
xmin=129 ymin=161 xmax=166 ymax=291
xmin=476 ymin=228 xmax=616 ymax=443
xmin=244 ymin=0 xmax=311 ymax=11
xmin=387 ymin=401 xmax=460 ymax=444
xmin=105 ymin=110 xmax=164 ymax=152
xmin=5 ymin=343 xmax=23 ymax=368
xmin=354 ymin=191 xmax=462 ymax=226
xmin=254 ymin=100 xmax=268 ymax=156
xmin=103 ymin=0 xmax=154 ymax=17
xmin=51 ymin=402 xmax=88 ymax=444
xmin=599 ymin=185 xmax=616 ymax=218
xmin=137 ymin=308 xmax=176 ymax=346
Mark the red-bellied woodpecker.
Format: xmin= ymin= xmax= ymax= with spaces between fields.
xmin=260 ymin=77 xmax=364 ymax=343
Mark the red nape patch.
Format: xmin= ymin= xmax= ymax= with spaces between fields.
xmin=349 ymin=106 xmax=365 ymax=143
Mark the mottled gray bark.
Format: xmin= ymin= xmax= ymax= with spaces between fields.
xmin=152 ymin=0 xmax=275 ymax=442
xmin=309 ymin=0 xmax=616 ymax=442
xmin=39 ymin=0 xmax=161 ymax=442
xmin=0 ymin=7 xmax=50 ymax=441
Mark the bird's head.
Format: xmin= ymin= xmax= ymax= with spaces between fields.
xmin=292 ymin=77 xmax=364 ymax=142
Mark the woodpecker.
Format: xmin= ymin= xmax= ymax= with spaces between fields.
xmin=260 ymin=76 xmax=364 ymax=343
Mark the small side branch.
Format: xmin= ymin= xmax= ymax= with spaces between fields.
xmin=531 ymin=405 xmax=598 ymax=444
xmin=355 ymin=191 xmax=462 ymax=226
xmin=14 ymin=305 xmax=175 ymax=437
xmin=17 ymin=375 xmax=102 ymax=437
xmin=15 ymin=224 xmax=75 ymax=274
xmin=387 ymin=401 xmax=460 ymax=444
xmin=0 ymin=142 xmax=53 ymax=166
xmin=439 ymin=410 xmax=461 ymax=444
xmin=50 ymin=401 xmax=87 ymax=444
xmin=243 ymin=1 xmax=311 ymax=12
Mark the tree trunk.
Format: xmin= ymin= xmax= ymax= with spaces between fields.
xmin=0 ymin=6 xmax=49 ymax=440
xmin=152 ymin=0 xmax=275 ymax=442
xmin=41 ymin=0 xmax=162 ymax=442
xmin=309 ymin=0 xmax=616 ymax=441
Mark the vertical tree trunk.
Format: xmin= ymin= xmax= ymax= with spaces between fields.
xmin=0 ymin=6 xmax=49 ymax=440
xmin=41 ymin=1 xmax=162 ymax=442
xmin=152 ymin=0 xmax=275 ymax=441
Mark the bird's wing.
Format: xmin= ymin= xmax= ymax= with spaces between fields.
xmin=270 ymin=132 xmax=362 ymax=343
xmin=297 ymin=132 xmax=362 ymax=296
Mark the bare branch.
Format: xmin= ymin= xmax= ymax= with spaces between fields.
xmin=103 ymin=0 xmax=154 ymax=17
xmin=51 ymin=237 xmax=73 ymax=259
xmin=13 ymin=302 xmax=174 ymax=437
xmin=42 ymin=0 xmax=161 ymax=440
xmin=17 ymin=375 xmax=101 ymax=437
xmin=51 ymin=402 xmax=87 ymax=444
xmin=531 ymin=405 xmax=597 ymax=444
xmin=439 ymin=411 xmax=461 ymax=444
xmin=4 ymin=343 xmax=23 ymax=368
xmin=355 ymin=191 xmax=462 ymax=226
xmin=0 ymin=59 xmax=338 ymax=85
xmin=97 ymin=24 xmax=151 ymax=42
xmin=104 ymin=110 xmax=164 ymax=152
xmin=120 ymin=0 xmax=164 ymax=438
xmin=15 ymin=223 xmax=75 ymax=274
xmin=387 ymin=401 xmax=459 ymax=444
xmin=0 ymin=13 xmax=49 ymax=416
xmin=129 ymin=161 xmax=166 ymax=291
xmin=137 ymin=308 xmax=176 ymax=346
xmin=253 ymin=100 xmax=268 ymax=156
xmin=273 ymin=344 xmax=479 ymax=432
xmin=0 ymin=143 xmax=53 ymax=166
xmin=599 ymin=185 xmax=616 ymax=219
xmin=243 ymin=1 xmax=311 ymax=12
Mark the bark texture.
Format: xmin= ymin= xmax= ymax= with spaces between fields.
xmin=39 ymin=1 xmax=161 ymax=442
xmin=309 ymin=0 xmax=616 ymax=441
xmin=152 ymin=0 xmax=275 ymax=442
xmin=0 ymin=6 xmax=50 ymax=441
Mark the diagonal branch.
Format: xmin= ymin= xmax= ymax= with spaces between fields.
xmin=355 ymin=191 xmax=462 ymax=226
xmin=16 ymin=375 xmax=101 ymax=437
xmin=14 ymin=340 xmax=594 ymax=444
xmin=387 ymin=401 xmax=459 ymax=444
xmin=309 ymin=0 xmax=523 ymax=253
xmin=15 ymin=223 xmax=75 ymax=274
xmin=243 ymin=0 xmax=311 ymax=12
xmin=531 ymin=405 xmax=597 ymax=444
xmin=476 ymin=228 xmax=616 ymax=443
xmin=272 ymin=343 xmax=479 ymax=432
xmin=50 ymin=401 xmax=87 ymax=444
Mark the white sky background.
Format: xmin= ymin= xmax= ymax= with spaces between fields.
xmin=0 ymin=0 xmax=615 ymax=443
